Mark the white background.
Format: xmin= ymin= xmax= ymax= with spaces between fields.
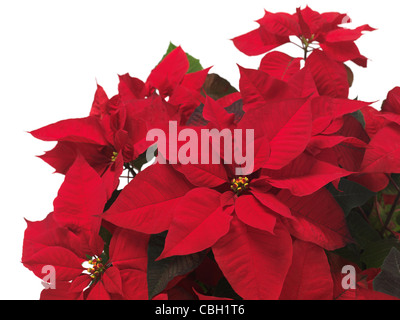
xmin=1 ymin=0 xmax=400 ymax=300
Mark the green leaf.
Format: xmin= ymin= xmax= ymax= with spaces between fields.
xmin=326 ymin=179 xmax=375 ymax=217
xmin=346 ymin=211 xmax=381 ymax=249
xmin=373 ymin=247 xmax=400 ymax=298
xmin=160 ymin=42 xmax=203 ymax=73
xmin=332 ymin=243 xmax=362 ymax=266
xmin=99 ymin=225 xmax=113 ymax=261
xmin=361 ymin=239 xmax=400 ymax=268
xmin=147 ymin=231 xmax=207 ymax=299
xmin=350 ymin=110 xmax=366 ymax=128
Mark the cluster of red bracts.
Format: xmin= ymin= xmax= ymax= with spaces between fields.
xmin=22 ymin=6 xmax=400 ymax=300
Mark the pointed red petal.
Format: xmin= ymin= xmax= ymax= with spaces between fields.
xmin=159 ymin=188 xmax=232 ymax=259
xmin=259 ymin=51 xmax=302 ymax=81
xmin=235 ymin=195 xmax=276 ymax=233
xmin=90 ymin=84 xmax=109 ymax=118
xmin=52 ymin=154 xmax=108 ymax=231
xmin=119 ymin=269 xmax=148 ymax=300
xmin=262 ymin=153 xmax=351 ymax=196
xmin=382 ymin=87 xmax=400 ymax=114
xmin=320 ymin=41 xmax=366 ymax=64
xmin=212 ymin=217 xmax=292 ymax=299
xmin=203 ymin=96 xmax=235 ymax=130
xmin=109 ymin=228 xmax=149 ymax=271
xmin=325 ymin=24 xmax=375 ymax=43
xmin=250 ymin=189 xmax=292 ymax=218
xmin=278 ymin=188 xmax=352 ymax=250
xmin=238 ymin=66 xmax=292 ymax=111
xmin=361 ymin=123 xmax=400 ymax=173
xmin=86 ymin=281 xmax=111 ymax=300
xmin=118 ymin=73 xmax=146 ymax=103
xmin=232 ymin=27 xmax=289 ymax=56
xmin=102 ymin=266 xmax=123 ymax=296
xmin=306 ymin=50 xmax=349 ymax=98
xmin=23 ymin=246 xmax=84 ymax=281
xmin=258 ymin=11 xmax=301 ymax=37
xmin=29 ymin=116 xmax=109 ymax=145
xmin=280 ymin=240 xmax=333 ymax=300
xmin=103 ymin=164 xmax=194 ymax=233
xmin=146 ymin=46 xmax=189 ymax=97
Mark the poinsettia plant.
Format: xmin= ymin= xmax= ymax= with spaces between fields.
xmin=22 ymin=6 xmax=400 ymax=300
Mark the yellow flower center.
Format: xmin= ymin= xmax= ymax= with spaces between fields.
xmin=111 ymin=151 xmax=118 ymax=162
xmin=87 ymin=257 xmax=105 ymax=279
xmin=231 ymin=176 xmax=250 ymax=195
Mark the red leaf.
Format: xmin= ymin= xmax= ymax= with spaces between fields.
xmin=146 ymin=46 xmax=189 ymax=97
xmin=361 ymin=123 xmax=400 ymax=173
xmin=306 ymin=50 xmax=349 ymax=98
xmin=29 ymin=116 xmax=110 ymax=146
xmin=212 ymin=217 xmax=292 ymax=299
xmin=159 ymin=188 xmax=232 ymax=259
xmin=325 ymin=24 xmax=375 ymax=43
xmin=103 ymin=164 xmax=194 ymax=234
xmin=119 ymin=269 xmax=148 ymax=300
xmin=250 ymin=189 xmax=292 ymax=219
xmin=295 ymin=7 xmax=311 ymax=39
xmin=102 ymin=267 xmax=123 ymax=296
xmin=90 ymin=84 xmax=109 ymax=118
xmin=108 ymin=228 xmax=149 ymax=271
xmin=52 ymin=154 xmax=108 ymax=231
xmin=259 ymin=52 xmax=302 ymax=81
xmin=235 ymin=195 xmax=276 ymax=233
xmin=86 ymin=281 xmax=111 ymax=300
xmin=258 ymin=11 xmax=301 ymax=37
xmin=280 ymin=240 xmax=333 ymax=300
xmin=262 ymin=153 xmax=351 ymax=196
xmin=232 ymin=27 xmax=289 ymax=56
xmin=202 ymin=96 xmax=235 ymax=130
xmin=118 ymin=73 xmax=146 ymax=103
xmin=278 ymin=188 xmax=352 ymax=250
xmin=264 ymin=100 xmax=312 ymax=169
xmin=240 ymin=97 xmax=312 ymax=170
xmin=40 ymin=281 xmax=82 ymax=300
xmin=173 ymin=162 xmax=228 ymax=188
xmin=238 ymin=66 xmax=292 ymax=110
xmin=382 ymin=87 xmax=400 ymax=114
xmin=23 ymin=246 xmax=85 ymax=281
xmin=320 ymin=41 xmax=366 ymax=64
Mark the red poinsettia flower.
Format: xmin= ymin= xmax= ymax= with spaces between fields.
xmin=232 ymin=6 xmax=374 ymax=66
xmin=22 ymin=212 xmax=149 ymax=300
xmin=102 ymin=97 xmax=352 ymax=299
